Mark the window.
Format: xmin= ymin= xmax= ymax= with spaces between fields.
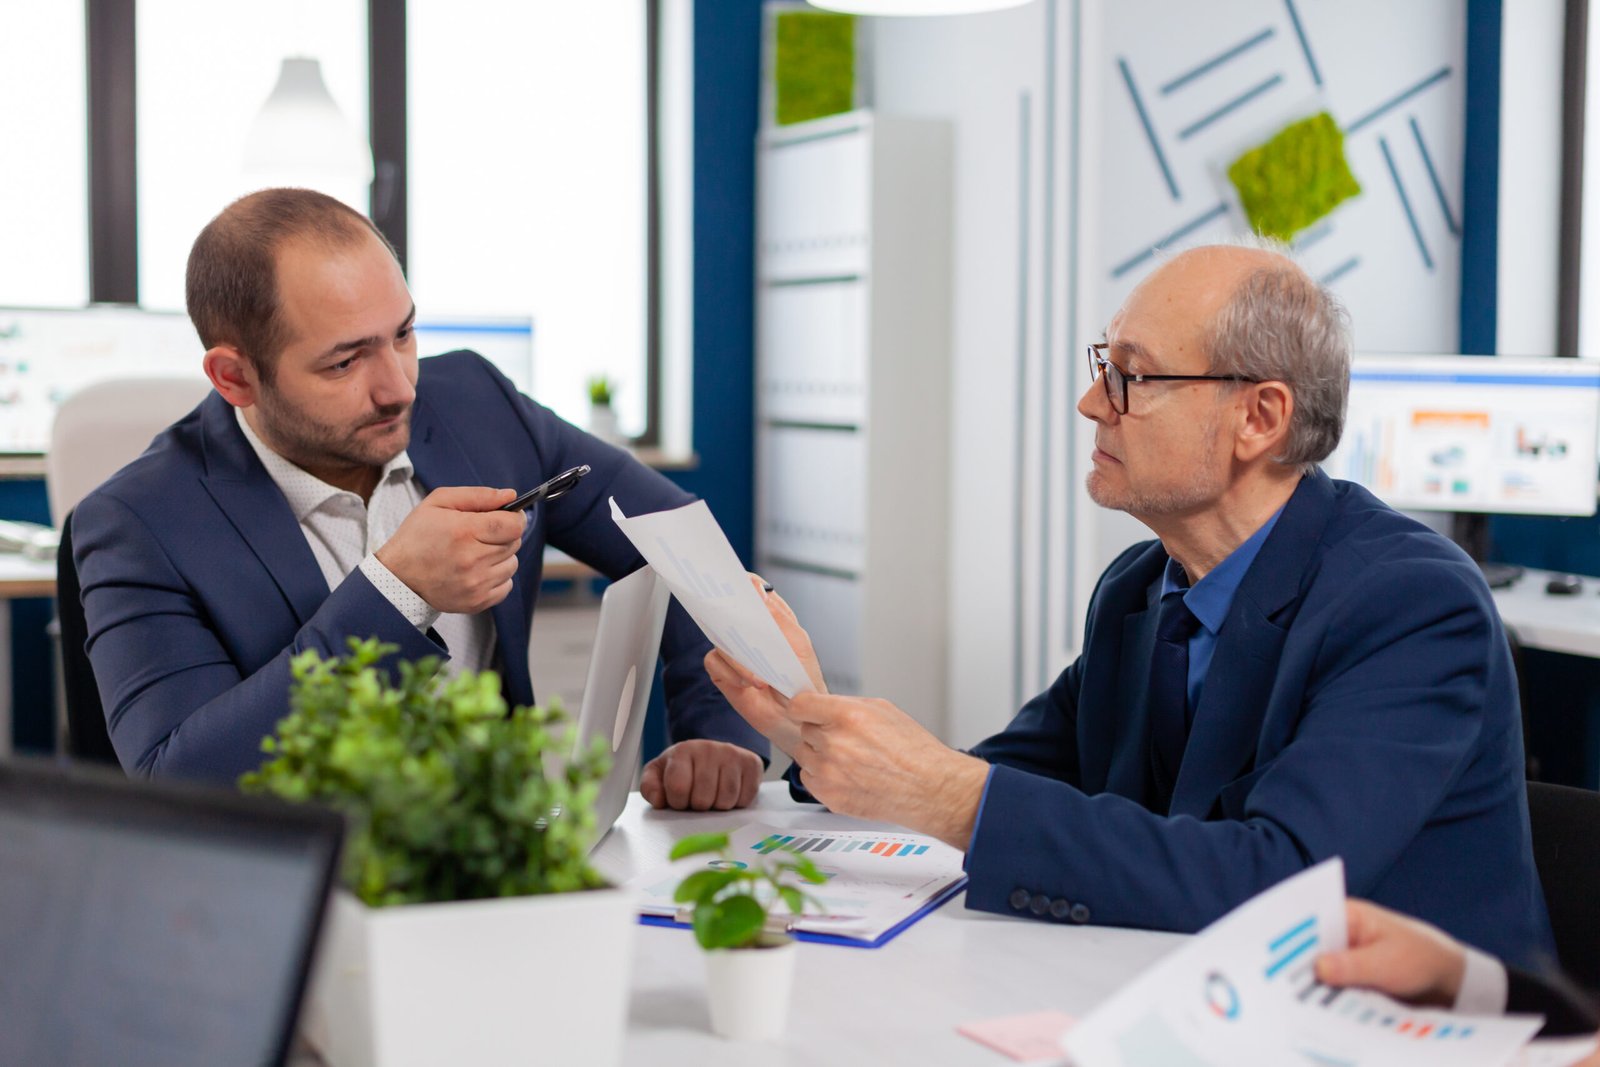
xmin=0 ymin=1 xmax=88 ymax=308
xmin=407 ymin=2 xmax=650 ymax=436
xmin=135 ymin=0 xmax=369 ymax=311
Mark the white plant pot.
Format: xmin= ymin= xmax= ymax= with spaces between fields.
xmin=588 ymin=403 xmax=621 ymax=445
xmin=302 ymin=886 xmax=637 ymax=1067
xmin=703 ymin=937 xmax=798 ymax=1041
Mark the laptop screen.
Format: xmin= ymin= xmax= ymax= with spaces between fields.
xmin=0 ymin=762 xmax=342 ymax=1067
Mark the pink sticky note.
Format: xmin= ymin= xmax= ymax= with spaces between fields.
xmin=957 ymin=1011 xmax=1077 ymax=1063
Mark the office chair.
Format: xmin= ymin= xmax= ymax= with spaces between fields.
xmin=47 ymin=376 xmax=211 ymax=766
xmin=55 ymin=511 xmax=117 ymax=765
xmin=46 ymin=377 xmax=211 ymax=522
xmin=1527 ymin=780 xmax=1600 ymax=992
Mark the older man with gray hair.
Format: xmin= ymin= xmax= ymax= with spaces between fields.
xmin=709 ymin=242 xmax=1555 ymax=970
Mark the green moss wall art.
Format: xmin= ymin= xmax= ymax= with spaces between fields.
xmin=1226 ymin=111 xmax=1362 ymax=242
xmin=774 ymin=11 xmax=856 ymax=126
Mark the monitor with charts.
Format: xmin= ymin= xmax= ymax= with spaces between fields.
xmin=0 ymin=305 xmax=205 ymax=455
xmin=0 ymin=760 xmax=343 ymax=1067
xmin=1323 ymin=354 xmax=1600 ymax=518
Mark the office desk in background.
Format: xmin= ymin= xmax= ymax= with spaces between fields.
xmin=0 ymin=550 xmax=602 ymax=759
xmin=1492 ymin=568 xmax=1600 ymax=660
xmin=293 ymin=783 xmax=1184 ymax=1066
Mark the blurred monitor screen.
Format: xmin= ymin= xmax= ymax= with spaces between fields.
xmin=0 ymin=306 xmax=204 ymax=455
xmin=413 ymin=316 xmax=534 ymax=394
xmin=0 ymin=309 xmax=535 ymax=456
xmin=1324 ymin=354 xmax=1600 ymax=518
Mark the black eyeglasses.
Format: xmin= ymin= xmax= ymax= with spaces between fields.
xmin=1086 ymin=343 xmax=1260 ymax=415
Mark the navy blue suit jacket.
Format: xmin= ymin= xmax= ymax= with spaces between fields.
xmin=73 ymin=351 xmax=767 ymax=783
xmin=965 ymin=471 xmax=1555 ymax=970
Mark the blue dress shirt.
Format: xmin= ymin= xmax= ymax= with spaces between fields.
xmin=1157 ymin=505 xmax=1285 ymax=715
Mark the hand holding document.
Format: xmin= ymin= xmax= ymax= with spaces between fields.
xmin=1063 ymin=859 xmax=1546 ymax=1067
xmin=609 ymin=498 xmax=815 ymax=698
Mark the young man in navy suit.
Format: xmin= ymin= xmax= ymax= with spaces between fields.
xmin=708 ymin=242 xmax=1555 ymax=969
xmin=74 ymin=188 xmax=765 ymax=808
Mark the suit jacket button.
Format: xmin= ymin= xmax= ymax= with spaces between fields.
xmin=1069 ymin=903 xmax=1091 ymax=924
xmin=1008 ymin=889 xmax=1030 ymax=911
xmin=1049 ymin=898 xmax=1072 ymax=919
xmin=1029 ymin=893 xmax=1051 ymax=916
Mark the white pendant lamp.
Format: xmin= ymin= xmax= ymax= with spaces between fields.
xmin=808 ymin=0 xmax=1034 ymax=14
xmin=242 ymin=57 xmax=374 ymax=190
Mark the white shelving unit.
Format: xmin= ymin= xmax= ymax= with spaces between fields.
xmin=754 ymin=110 xmax=953 ymax=736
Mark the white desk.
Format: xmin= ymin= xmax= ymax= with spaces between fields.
xmin=585 ymin=782 xmax=1182 ymax=1065
xmin=1491 ymin=568 xmax=1600 ymax=659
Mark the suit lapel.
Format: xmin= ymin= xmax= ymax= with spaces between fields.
xmin=197 ymin=395 xmax=330 ymax=626
xmin=1104 ymin=585 xmax=1161 ymax=804
xmin=408 ymin=397 xmax=535 ymax=707
xmin=1169 ymin=471 xmax=1340 ymax=818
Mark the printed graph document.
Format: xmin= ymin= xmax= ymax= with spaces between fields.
xmin=1063 ymin=859 xmax=1544 ymax=1067
xmin=625 ymin=822 xmax=968 ymax=949
xmin=609 ymin=498 xmax=814 ymax=698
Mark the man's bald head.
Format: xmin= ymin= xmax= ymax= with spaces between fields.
xmin=185 ymin=189 xmax=399 ymax=384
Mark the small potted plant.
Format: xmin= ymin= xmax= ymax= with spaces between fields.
xmin=586 ymin=374 xmax=621 ymax=443
xmin=241 ymin=638 xmax=634 ymax=1067
xmin=669 ymin=831 xmax=827 ymax=1041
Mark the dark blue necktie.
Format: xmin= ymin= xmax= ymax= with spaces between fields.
xmin=1148 ymin=589 xmax=1201 ymax=814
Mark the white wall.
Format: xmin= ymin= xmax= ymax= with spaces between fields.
xmin=1499 ymin=0 xmax=1565 ymax=357
xmin=872 ymin=0 xmax=1489 ymax=745
xmin=871 ymin=2 xmax=1060 ymax=745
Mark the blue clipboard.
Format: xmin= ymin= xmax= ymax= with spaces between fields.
xmin=637 ymin=874 xmax=967 ymax=949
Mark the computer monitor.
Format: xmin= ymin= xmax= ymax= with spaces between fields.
xmin=413 ymin=315 xmax=534 ymax=393
xmin=1323 ymin=354 xmax=1600 ymax=518
xmin=0 ymin=306 xmax=205 ymax=455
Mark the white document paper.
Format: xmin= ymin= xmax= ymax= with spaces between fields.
xmin=625 ymin=822 xmax=967 ymax=946
xmin=609 ymin=498 xmax=814 ymax=698
xmin=1063 ymin=859 xmax=1545 ymax=1067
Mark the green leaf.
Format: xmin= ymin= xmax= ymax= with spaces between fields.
xmin=693 ymin=894 xmax=768 ymax=950
xmin=778 ymin=886 xmax=804 ymax=916
xmin=669 ymin=832 xmax=730 ymax=861
xmin=672 ymin=868 xmax=739 ymax=904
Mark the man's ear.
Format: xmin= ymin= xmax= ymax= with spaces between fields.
xmin=1234 ymin=380 xmax=1294 ymax=464
xmin=202 ymin=345 xmax=259 ymax=409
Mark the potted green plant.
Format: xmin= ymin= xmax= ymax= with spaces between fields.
xmin=241 ymin=638 xmax=634 ymax=1067
xmin=586 ymin=374 xmax=622 ymax=444
xmin=669 ymin=831 xmax=826 ymax=1041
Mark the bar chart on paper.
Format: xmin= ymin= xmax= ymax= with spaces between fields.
xmin=1063 ymin=860 xmax=1546 ymax=1067
xmin=751 ymin=832 xmax=933 ymax=858
xmin=627 ymin=822 xmax=969 ymax=947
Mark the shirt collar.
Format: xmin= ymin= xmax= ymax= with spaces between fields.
xmin=1159 ymin=504 xmax=1287 ymax=636
xmin=234 ymin=406 xmax=414 ymax=521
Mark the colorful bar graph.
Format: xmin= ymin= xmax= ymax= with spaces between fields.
xmin=746 ymin=834 xmax=935 ymax=858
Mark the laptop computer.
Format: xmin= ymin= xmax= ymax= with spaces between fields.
xmin=0 ymin=759 xmax=343 ymax=1067
xmin=567 ymin=564 xmax=671 ymax=852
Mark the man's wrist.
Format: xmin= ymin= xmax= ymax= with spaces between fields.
xmin=913 ymin=751 xmax=990 ymax=850
xmin=358 ymin=553 xmax=441 ymax=632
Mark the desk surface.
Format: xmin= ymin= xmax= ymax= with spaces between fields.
xmin=590 ymin=783 xmax=1181 ymax=1065
xmin=0 ymin=552 xmax=54 ymax=600
xmin=291 ymin=783 xmax=1180 ymax=1066
xmin=1491 ymin=567 xmax=1600 ymax=659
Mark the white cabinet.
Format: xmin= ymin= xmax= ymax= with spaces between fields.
xmin=755 ymin=111 xmax=952 ymax=736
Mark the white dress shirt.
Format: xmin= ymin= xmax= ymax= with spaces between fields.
xmin=236 ymin=408 xmax=496 ymax=676
xmin=1454 ymin=944 xmax=1511 ymax=1015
